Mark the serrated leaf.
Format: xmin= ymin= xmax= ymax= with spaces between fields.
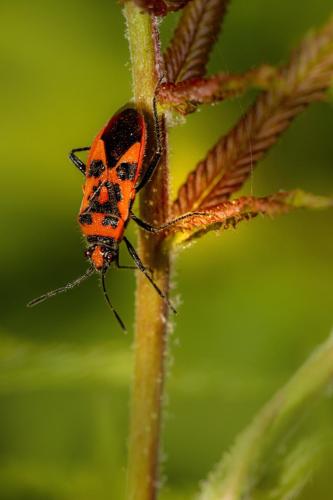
xmin=172 ymin=16 xmax=333 ymax=215
xmin=167 ymin=190 xmax=333 ymax=247
xmin=164 ymin=0 xmax=230 ymax=83
xmin=158 ymin=66 xmax=277 ymax=114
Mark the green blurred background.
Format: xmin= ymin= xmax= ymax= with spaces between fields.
xmin=1 ymin=0 xmax=333 ymax=498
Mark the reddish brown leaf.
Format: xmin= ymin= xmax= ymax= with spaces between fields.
xmin=172 ymin=17 xmax=333 ymax=215
xmin=131 ymin=0 xmax=167 ymax=16
xmin=157 ymin=66 xmax=277 ymax=114
xmin=165 ymin=0 xmax=192 ymax=12
xmin=164 ymin=0 xmax=230 ymax=83
xmin=131 ymin=0 xmax=191 ymax=15
xmin=167 ymin=190 xmax=333 ymax=245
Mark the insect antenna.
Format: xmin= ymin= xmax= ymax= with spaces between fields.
xmin=101 ymin=272 xmax=127 ymax=333
xmin=27 ymin=266 xmax=95 ymax=307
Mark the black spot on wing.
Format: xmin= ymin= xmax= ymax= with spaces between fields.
xmin=85 ymin=181 xmax=121 ymax=217
xmin=88 ymin=201 xmax=118 ymax=215
xmin=102 ymin=215 xmax=119 ymax=228
xmin=101 ymin=108 xmax=143 ymax=168
xmin=116 ymin=162 xmax=137 ymax=181
xmin=88 ymin=160 xmax=105 ymax=178
xmin=79 ymin=213 xmax=93 ymax=225
xmin=113 ymin=183 xmax=122 ymax=202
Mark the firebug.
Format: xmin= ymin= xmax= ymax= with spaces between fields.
xmin=28 ymin=98 xmax=203 ymax=330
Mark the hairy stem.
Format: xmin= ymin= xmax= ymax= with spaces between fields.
xmin=124 ymin=3 xmax=170 ymax=500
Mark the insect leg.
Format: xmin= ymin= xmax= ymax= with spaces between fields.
xmin=115 ymin=253 xmax=153 ymax=273
xmin=101 ymin=273 xmax=126 ymax=333
xmin=135 ymin=95 xmax=162 ymax=193
xmin=123 ymin=236 xmax=176 ymax=313
xmin=135 ymin=154 xmax=161 ymax=193
xmin=115 ymin=254 xmax=137 ymax=270
xmin=69 ymin=147 xmax=90 ymax=175
xmin=130 ymin=211 xmax=210 ymax=233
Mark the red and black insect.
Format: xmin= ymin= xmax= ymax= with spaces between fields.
xmin=28 ymin=100 xmax=201 ymax=330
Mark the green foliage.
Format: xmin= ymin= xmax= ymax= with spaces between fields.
xmin=198 ymin=331 xmax=333 ymax=499
xmin=0 ymin=333 xmax=131 ymax=392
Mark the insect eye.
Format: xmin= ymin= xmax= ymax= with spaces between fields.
xmin=84 ymin=247 xmax=94 ymax=258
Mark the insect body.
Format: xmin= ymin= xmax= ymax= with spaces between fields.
xmin=28 ymin=101 xmax=204 ymax=330
xmin=79 ymin=107 xmax=147 ymax=274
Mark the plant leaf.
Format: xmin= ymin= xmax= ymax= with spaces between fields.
xmin=131 ymin=0 xmax=191 ymax=16
xmin=265 ymin=434 xmax=325 ymax=500
xmin=197 ymin=330 xmax=333 ymax=500
xmin=158 ymin=66 xmax=277 ymax=114
xmin=164 ymin=0 xmax=230 ymax=83
xmin=167 ymin=190 xmax=333 ymax=247
xmin=165 ymin=0 xmax=192 ymax=11
xmin=172 ymin=16 xmax=333 ymax=215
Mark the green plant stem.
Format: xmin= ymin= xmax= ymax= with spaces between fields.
xmin=198 ymin=331 xmax=333 ymax=500
xmin=124 ymin=4 xmax=171 ymax=500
